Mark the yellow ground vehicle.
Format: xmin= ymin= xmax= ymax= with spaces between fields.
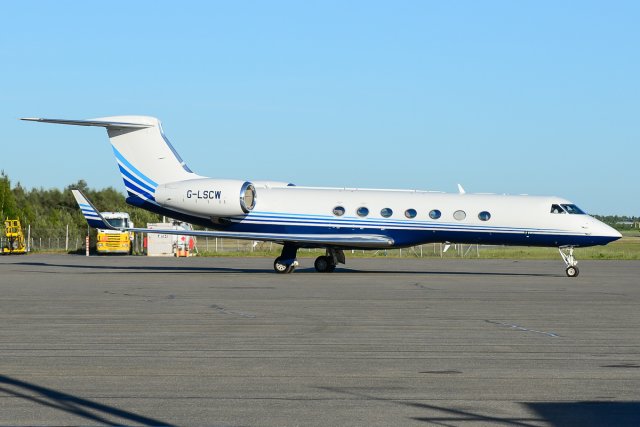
xmin=2 ymin=218 xmax=27 ymax=255
xmin=96 ymin=212 xmax=134 ymax=254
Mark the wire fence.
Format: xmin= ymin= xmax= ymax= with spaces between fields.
xmin=196 ymin=238 xmax=482 ymax=258
xmin=1 ymin=227 xmax=88 ymax=252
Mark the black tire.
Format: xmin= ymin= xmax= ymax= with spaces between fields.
xmin=315 ymin=256 xmax=336 ymax=273
xmin=566 ymin=266 xmax=579 ymax=277
xmin=314 ymin=256 xmax=329 ymax=272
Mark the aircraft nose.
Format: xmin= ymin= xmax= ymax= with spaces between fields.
xmin=593 ymin=220 xmax=622 ymax=241
xmin=607 ymin=226 xmax=623 ymax=239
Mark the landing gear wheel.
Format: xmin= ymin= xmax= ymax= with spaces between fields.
xmin=559 ymin=247 xmax=579 ymax=278
xmin=314 ymin=256 xmax=336 ymax=272
xmin=274 ymin=257 xmax=295 ymax=274
xmin=566 ymin=266 xmax=579 ymax=278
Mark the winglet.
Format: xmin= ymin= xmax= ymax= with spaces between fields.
xmin=71 ymin=189 xmax=118 ymax=230
xmin=457 ymin=184 xmax=466 ymax=194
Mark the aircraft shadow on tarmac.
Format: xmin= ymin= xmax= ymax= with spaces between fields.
xmin=12 ymin=261 xmax=556 ymax=277
xmin=0 ymin=374 xmax=175 ymax=426
xmin=319 ymin=387 xmax=640 ymax=427
xmin=12 ymin=261 xmax=274 ymax=274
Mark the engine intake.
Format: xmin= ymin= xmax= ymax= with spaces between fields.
xmin=155 ymin=179 xmax=256 ymax=217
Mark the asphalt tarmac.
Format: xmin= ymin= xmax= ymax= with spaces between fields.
xmin=0 ymin=254 xmax=639 ymax=426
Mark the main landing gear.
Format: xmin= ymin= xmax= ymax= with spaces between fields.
xmin=274 ymin=243 xmax=299 ymax=274
xmin=272 ymin=245 xmax=346 ymax=274
xmin=559 ymin=247 xmax=579 ymax=277
xmin=314 ymin=249 xmax=345 ymax=273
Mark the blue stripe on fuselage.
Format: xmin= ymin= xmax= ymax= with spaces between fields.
xmin=125 ymin=195 xmax=612 ymax=248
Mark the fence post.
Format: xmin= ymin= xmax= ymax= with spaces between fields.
xmin=65 ymin=224 xmax=69 ymax=252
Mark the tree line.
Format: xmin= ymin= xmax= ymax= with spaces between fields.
xmin=1 ymin=171 xmax=161 ymax=232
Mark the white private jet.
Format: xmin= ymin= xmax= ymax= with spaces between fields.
xmin=22 ymin=116 xmax=621 ymax=276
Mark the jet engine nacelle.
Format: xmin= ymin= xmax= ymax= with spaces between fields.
xmin=155 ymin=179 xmax=256 ymax=217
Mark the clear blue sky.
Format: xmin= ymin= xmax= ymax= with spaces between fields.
xmin=1 ymin=1 xmax=638 ymax=215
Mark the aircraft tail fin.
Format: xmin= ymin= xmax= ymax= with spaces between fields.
xmin=71 ymin=189 xmax=118 ymax=230
xmin=22 ymin=116 xmax=200 ymax=202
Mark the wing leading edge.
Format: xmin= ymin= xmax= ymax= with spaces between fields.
xmin=71 ymin=190 xmax=394 ymax=248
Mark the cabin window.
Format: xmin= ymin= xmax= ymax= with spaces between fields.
xmin=550 ymin=204 xmax=566 ymax=214
xmin=405 ymin=209 xmax=417 ymax=219
xmin=561 ymin=204 xmax=586 ymax=215
xmin=380 ymin=208 xmax=393 ymax=218
xmin=333 ymin=206 xmax=345 ymax=216
xmin=429 ymin=209 xmax=441 ymax=220
xmin=357 ymin=207 xmax=369 ymax=217
xmin=453 ymin=210 xmax=466 ymax=221
xmin=478 ymin=211 xmax=491 ymax=221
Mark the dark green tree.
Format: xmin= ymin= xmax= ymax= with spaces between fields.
xmin=0 ymin=171 xmax=19 ymax=220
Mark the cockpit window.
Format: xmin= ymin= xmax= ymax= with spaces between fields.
xmin=561 ymin=204 xmax=586 ymax=215
xmin=550 ymin=204 xmax=566 ymax=214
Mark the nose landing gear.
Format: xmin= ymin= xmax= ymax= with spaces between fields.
xmin=559 ymin=247 xmax=579 ymax=277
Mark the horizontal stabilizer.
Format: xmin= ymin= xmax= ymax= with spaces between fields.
xmin=21 ymin=117 xmax=151 ymax=129
xmin=24 ymin=115 xmax=197 ymax=188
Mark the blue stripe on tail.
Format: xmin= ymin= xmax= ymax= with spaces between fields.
xmin=111 ymin=146 xmax=159 ymax=201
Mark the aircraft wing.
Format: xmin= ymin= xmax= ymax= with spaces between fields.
xmin=71 ymin=190 xmax=393 ymax=248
